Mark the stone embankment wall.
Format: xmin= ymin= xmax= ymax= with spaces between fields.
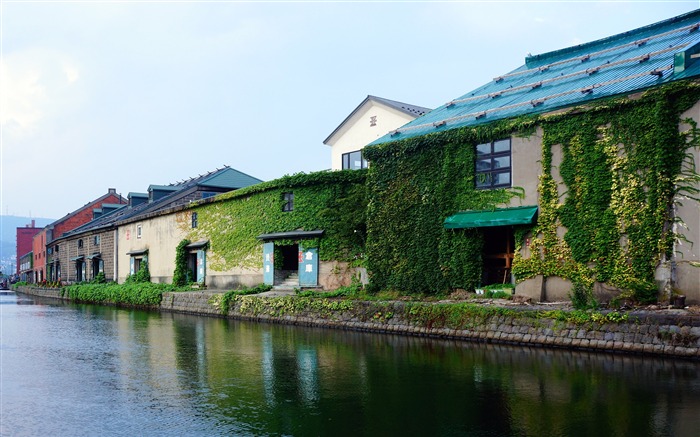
xmin=17 ymin=287 xmax=700 ymax=359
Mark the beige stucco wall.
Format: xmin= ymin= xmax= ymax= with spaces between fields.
xmin=514 ymin=98 xmax=700 ymax=303
xmin=327 ymin=101 xmax=417 ymax=170
xmin=670 ymin=99 xmax=700 ymax=302
xmin=118 ymin=214 xmax=187 ymax=284
xmin=509 ymin=128 xmax=543 ymax=207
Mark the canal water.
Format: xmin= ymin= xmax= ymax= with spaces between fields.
xmin=2 ymin=292 xmax=700 ymax=437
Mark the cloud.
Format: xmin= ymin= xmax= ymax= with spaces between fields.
xmin=1 ymin=57 xmax=45 ymax=138
xmin=1 ymin=48 xmax=83 ymax=139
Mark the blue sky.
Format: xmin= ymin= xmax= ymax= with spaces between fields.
xmin=2 ymin=0 xmax=698 ymax=219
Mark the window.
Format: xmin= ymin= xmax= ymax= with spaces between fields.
xmin=192 ymin=212 xmax=198 ymax=228
xmin=283 ymin=192 xmax=294 ymax=212
xmin=137 ymin=225 xmax=142 ymax=239
xmin=475 ymin=138 xmax=511 ymax=189
xmin=78 ymin=239 xmax=84 ymax=249
xmin=55 ymin=245 xmax=59 ymax=253
xmin=93 ymin=235 xmax=100 ymax=245
xmin=342 ymin=150 xmax=368 ymax=170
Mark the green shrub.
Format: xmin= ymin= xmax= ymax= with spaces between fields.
xmin=64 ymin=282 xmax=182 ymax=306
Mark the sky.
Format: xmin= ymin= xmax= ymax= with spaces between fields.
xmin=1 ymin=0 xmax=698 ymax=220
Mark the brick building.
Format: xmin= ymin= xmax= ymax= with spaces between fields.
xmin=34 ymin=188 xmax=126 ymax=283
xmin=16 ymin=220 xmax=41 ymax=277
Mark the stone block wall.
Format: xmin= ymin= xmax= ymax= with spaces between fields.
xmin=18 ymin=286 xmax=700 ymax=360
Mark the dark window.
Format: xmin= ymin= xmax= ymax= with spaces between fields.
xmin=475 ymin=138 xmax=511 ymax=189
xmin=342 ymin=150 xmax=368 ymax=170
xmin=192 ymin=212 xmax=198 ymax=228
xmin=78 ymin=239 xmax=83 ymax=248
xmin=55 ymin=245 xmax=59 ymax=253
xmin=94 ymin=235 xmax=100 ymax=245
xmin=283 ymin=192 xmax=294 ymax=212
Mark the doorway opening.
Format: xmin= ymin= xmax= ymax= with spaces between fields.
xmin=187 ymin=253 xmax=197 ymax=283
xmin=481 ymin=227 xmax=515 ymax=285
xmin=276 ymin=244 xmax=299 ymax=285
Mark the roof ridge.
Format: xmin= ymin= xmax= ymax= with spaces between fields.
xmin=525 ymin=9 xmax=700 ymax=68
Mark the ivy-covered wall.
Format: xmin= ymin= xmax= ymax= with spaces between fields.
xmin=364 ymin=81 xmax=700 ymax=301
xmin=178 ymin=171 xmax=367 ymax=288
xmin=363 ymin=119 xmax=532 ymax=294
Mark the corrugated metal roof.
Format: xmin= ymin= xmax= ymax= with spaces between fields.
xmin=199 ymin=167 xmax=263 ymax=189
xmin=57 ymin=166 xmax=264 ymax=239
xmin=372 ymin=9 xmax=700 ymax=146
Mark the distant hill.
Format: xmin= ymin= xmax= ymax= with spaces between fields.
xmin=0 ymin=216 xmax=55 ymax=275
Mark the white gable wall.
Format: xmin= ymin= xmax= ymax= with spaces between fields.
xmin=327 ymin=101 xmax=418 ymax=170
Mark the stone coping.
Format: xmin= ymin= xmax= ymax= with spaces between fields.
xmin=15 ymin=286 xmax=700 ymax=360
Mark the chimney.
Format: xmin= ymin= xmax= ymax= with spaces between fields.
xmin=108 ymin=188 xmax=116 ymax=194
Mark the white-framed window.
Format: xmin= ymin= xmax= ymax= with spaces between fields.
xmin=137 ymin=225 xmax=142 ymax=239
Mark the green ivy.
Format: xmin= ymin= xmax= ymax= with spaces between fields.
xmin=363 ymin=117 xmax=534 ymax=294
xmin=365 ymin=81 xmax=700 ymax=300
xmin=513 ymin=82 xmax=700 ymax=303
xmin=172 ymin=239 xmax=191 ymax=286
xmin=180 ymin=171 xmax=367 ymax=271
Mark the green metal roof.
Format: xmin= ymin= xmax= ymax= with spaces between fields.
xmin=444 ymin=206 xmax=538 ymax=229
xmin=372 ymin=9 xmax=700 ymax=147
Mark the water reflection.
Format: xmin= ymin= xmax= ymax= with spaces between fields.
xmin=2 ymin=293 xmax=700 ymax=436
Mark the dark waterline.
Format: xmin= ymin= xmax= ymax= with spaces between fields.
xmin=2 ymin=292 xmax=700 ymax=436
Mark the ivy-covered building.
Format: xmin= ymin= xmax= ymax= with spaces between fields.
xmin=175 ymin=171 xmax=367 ymax=290
xmin=365 ymin=10 xmax=700 ymax=304
xmin=117 ymin=166 xmax=263 ymax=284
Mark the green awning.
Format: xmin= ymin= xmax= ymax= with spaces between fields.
xmin=444 ymin=206 xmax=538 ymax=229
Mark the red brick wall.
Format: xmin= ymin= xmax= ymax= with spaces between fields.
xmin=16 ymin=225 xmax=42 ymax=275
xmin=51 ymin=194 xmax=125 ymax=240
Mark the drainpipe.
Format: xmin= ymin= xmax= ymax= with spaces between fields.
xmin=114 ymin=227 xmax=119 ymax=284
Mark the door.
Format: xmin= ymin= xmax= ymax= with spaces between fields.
xmin=263 ymin=242 xmax=274 ymax=285
xmin=196 ymin=250 xmax=206 ymax=284
xmin=298 ymin=246 xmax=318 ymax=287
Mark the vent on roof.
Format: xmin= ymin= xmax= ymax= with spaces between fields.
xmin=674 ymin=39 xmax=700 ymax=74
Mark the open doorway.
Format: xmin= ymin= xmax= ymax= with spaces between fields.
xmin=276 ymin=244 xmax=299 ymax=286
xmin=481 ymin=227 xmax=514 ymax=285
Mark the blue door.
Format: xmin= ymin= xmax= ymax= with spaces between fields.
xmin=298 ymin=246 xmax=318 ymax=287
xmin=196 ymin=250 xmax=206 ymax=284
xmin=263 ymin=242 xmax=274 ymax=285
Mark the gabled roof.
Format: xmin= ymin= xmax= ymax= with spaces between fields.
xmin=372 ymin=9 xmax=700 ymax=146
xmin=324 ymin=95 xmax=431 ymax=145
xmin=56 ymin=166 xmax=263 ymax=240
xmin=48 ymin=189 xmax=126 ymax=229
xmin=125 ymin=166 xmax=263 ymax=221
